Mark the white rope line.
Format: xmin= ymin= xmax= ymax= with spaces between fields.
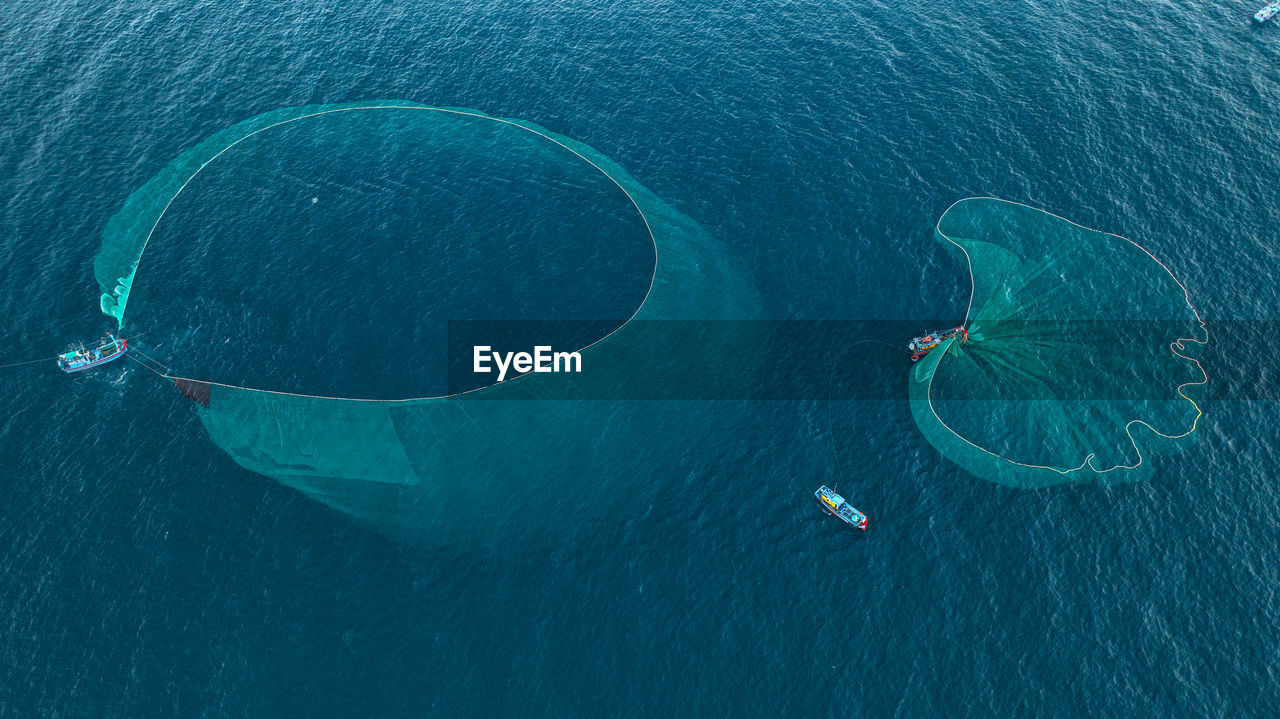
xmin=126 ymin=352 xmax=169 ymax=377
xmin=0 ymin=356 xmax=55 ymax=370
xmin=923 ymin=197 xmax=1209 ymax=476
xmin=129 ymin=346 xmax=172 ymax=373
xmin=113 ymin=104 xmax=660 ymax=402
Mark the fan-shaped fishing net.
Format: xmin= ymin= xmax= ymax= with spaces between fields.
xmin=908 ymin=198 xmax=1207 ymax=487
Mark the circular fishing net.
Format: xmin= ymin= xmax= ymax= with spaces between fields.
xmin=94 ymin=102 xmax=758 ymax=534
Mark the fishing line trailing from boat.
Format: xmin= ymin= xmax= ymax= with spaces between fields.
xmin=126 ymin=352 xmax=169 ymax=378
xmin=0 ymin=356 xmax=56 ymax=370
xmin=128 ymin=345 xmax=172 ymax=373
xmin=824 ymin=342 xmax=860 ymax=481
xmin=823 ymin=337 xmax=908 ymax=481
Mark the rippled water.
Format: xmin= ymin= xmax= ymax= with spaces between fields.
xmin=2 ymin=0 xmax=1279 ymax=715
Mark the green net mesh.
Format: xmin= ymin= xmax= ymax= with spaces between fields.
xmin=99 ymin=103 xmax=758 ymax=535
xmin=908 ymin=198 xmax=1207 ymax=488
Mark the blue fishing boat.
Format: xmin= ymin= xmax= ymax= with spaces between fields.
xmin=57 ymin=334 xmax=128 ymax=373
xmin=815 ymin=486 xmax=868 ymax=530
xmin=1255 ymin=2 xmax=1279 ymax=22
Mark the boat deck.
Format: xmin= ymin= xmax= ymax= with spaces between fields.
xmin=815 ymin=486 xmax=868 ymax=530
xmin=58 ymin=338 xmax=127 ymax=373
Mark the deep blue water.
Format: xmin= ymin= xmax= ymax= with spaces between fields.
xmin=3 ymin=0 xmax=1280 ymax=716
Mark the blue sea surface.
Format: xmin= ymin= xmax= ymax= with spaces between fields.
xmin=2 ymin=0 xmax=1279 ymax=716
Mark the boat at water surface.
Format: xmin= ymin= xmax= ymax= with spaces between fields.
xmin=58 ymin=334 xmax=127 ymax=373
xmin=908 ymin=326 xmax=967 ymax=362
xmin=815 ymin=486 xmax=868 ymax=530
xmin=1256 ymin=2 xmax=1279 ymax=22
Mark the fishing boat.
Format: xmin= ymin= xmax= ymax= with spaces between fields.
xmin=815 ymin=485 xmax=868 ymax=530
xmin=1256 ymin=2 xmax=1279 ymax=22
xmin=908 ymin=326 xmax=967 ymax=361
xmin=57 ymin=334 xmax=127 ymax=373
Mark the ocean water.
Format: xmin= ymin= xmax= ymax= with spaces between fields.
xmin=2 ymin=0 xmax=1279 ymax=716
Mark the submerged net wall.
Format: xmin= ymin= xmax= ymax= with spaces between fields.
xmin=908 ymin=198 xmax=1207 ymax=488
xmin=98 ymin=103 xmax=758 ymax=537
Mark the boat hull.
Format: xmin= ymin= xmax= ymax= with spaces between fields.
xmin=908 ymin=326 xmax=967 ymax=362
xmin=814 ymin=487 xmax=868 ymax=530
xmin=818 ymin=502 xmax=868 ymax=530
xmin=59 ymin=340 xmax=127 ymax=373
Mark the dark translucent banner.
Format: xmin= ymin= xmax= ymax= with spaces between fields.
xmin=444 ymin=320 xmax=1257 ymax=400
